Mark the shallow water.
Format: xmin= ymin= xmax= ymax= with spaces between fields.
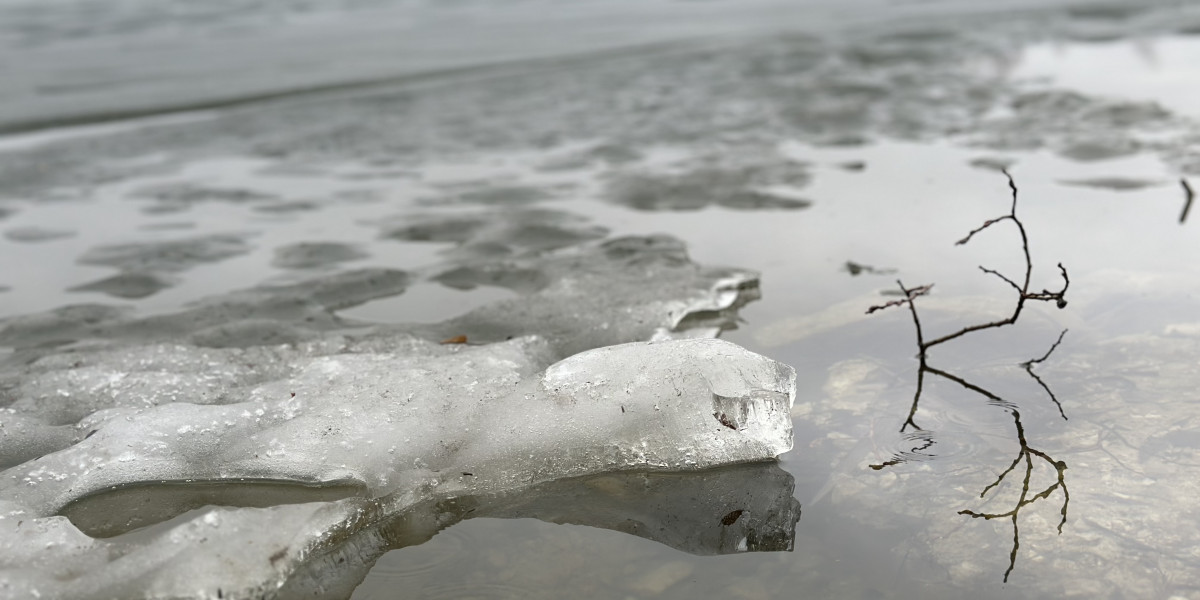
xmin=4 ymin=0 xmax=1200 ymax=598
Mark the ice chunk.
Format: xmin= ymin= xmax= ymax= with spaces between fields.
xmin=0 ymin=337 xmax=792 ymax=516
xmin=0 ymin=337 xmax=794 ymax=598
xmin=0 ymin=234 xmax=786 ymax=598
xmin=454 ymin=338 xmax=794 ymax=486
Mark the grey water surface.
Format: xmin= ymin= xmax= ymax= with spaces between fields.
xmin=4 ymin=0 xmax=1200 ymax=598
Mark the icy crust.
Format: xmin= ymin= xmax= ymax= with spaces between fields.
xmin=0 ymin=235 xmax=793 ymax=599
xmin=0 ymin=337 xmax=794 ymax=599
xmin=0 ymin=336 xmax=793 ymax=516
xmin=455 ymin=339 xmax=795 ymax=486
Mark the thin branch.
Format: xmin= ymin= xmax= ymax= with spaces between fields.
xmin=866 ymin=283 xmax=932 ymax=314
xmin=980 ymin=266 xmax=1022 ymax=293
xmin=899 ymin=281 xmax=928 ymax=355
xmin=1182 ymin=179 xmax=1194 ymax=225
xmin=978 ymin=454 xmax=1023 ymax=498
xmin=956 ymin=409 xmax=1069 ymax=582
xmin=912 ymin=170 xmax=1069 ymax=351
xmin=900 ymin=365 xmax=926 ymax=433
xmin=955 ymin=167 xmax=1020 ymax=247
xmin=956 ymin=214 xmax=1014 ymax=246
xmin=1021 ymin=329 xmax=1069 ymax=419
xmin=864 ymin=170 xmax=1072 ymax=582
xmin=1024 ymin=263 xmax=1070 ymax=309
xmin=925 ymin=364 xmax=1007 ymax=405
xmin=1022 ymin=329 xmax=1067 ymax=367
xmin=871 ymin=357 xmax=1071 ymax=583
xmin=1024 ymin=366 xmax=1066 ymax=420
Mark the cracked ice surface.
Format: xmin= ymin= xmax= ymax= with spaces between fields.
xmin=0 ymin=235 xmax=794 ymax=599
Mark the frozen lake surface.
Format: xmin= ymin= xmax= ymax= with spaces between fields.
xmin=4 ymin=0 xmax=1200 ymax=598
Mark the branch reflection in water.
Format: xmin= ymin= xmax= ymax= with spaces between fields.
xmin=866 ymin=170 xmax=1070 ymax=582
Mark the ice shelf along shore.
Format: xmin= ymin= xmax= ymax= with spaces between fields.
xmin=0 ymin=235 xmax=798 ymax=599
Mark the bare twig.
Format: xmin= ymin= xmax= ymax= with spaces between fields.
xmin=957 ymin=408 xmax=1069 ymax=582
xmin=1182 ymin=179 xmax=1195 ymax=225
xmin=955 ymin=214 xmax=1013 ymax=246
xmin=1022 ymin=329 xmax=1067 ymax=367
xmin=979 ymin=266 xmax=1022 ymax=293
xmin=898 ymin=281 xmax=929 ymax=353
xmin=883 ymin=364 xmax=1071 ymax=582
xmin=953 ymin=167 xmax=1020 ymax=246
xmin=1023 ymin=264 xmax=1070 ymax=309
xmin=1022 ymin=330 xmax=1069 ymax=420
xmin=921 ymin=169 xmax=1068 ymax=351
xmin=900 ymin=365 xmax=926 ymax=433
xmin=865 ymin=171 xmax=1072 ymax=582
xmin=866 ymin=283 xmax=932 ymax=314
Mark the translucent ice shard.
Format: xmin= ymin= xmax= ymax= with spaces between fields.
xmin=454 ymin=338 xmax=795 ymax=488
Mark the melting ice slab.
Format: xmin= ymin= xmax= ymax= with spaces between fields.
xmin=458 ymin=338 xmax=795 ymax=484
xmin=0 ymin=233 xmax=792 ymax=597
xmin=0 ymin=337 xmax=794 ymax=599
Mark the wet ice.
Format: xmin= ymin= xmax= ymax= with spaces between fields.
xmin=0 ymin=233 xmax=794 ymax=598
xmin=0 ymin=336 xmax=794 ymax=597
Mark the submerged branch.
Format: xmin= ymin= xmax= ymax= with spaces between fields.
xmin=865 ymin=170 xmax=1072 ymax=581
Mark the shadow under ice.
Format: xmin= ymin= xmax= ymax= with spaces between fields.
xmin=62 ymin=463 xmax=801 ymax=598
